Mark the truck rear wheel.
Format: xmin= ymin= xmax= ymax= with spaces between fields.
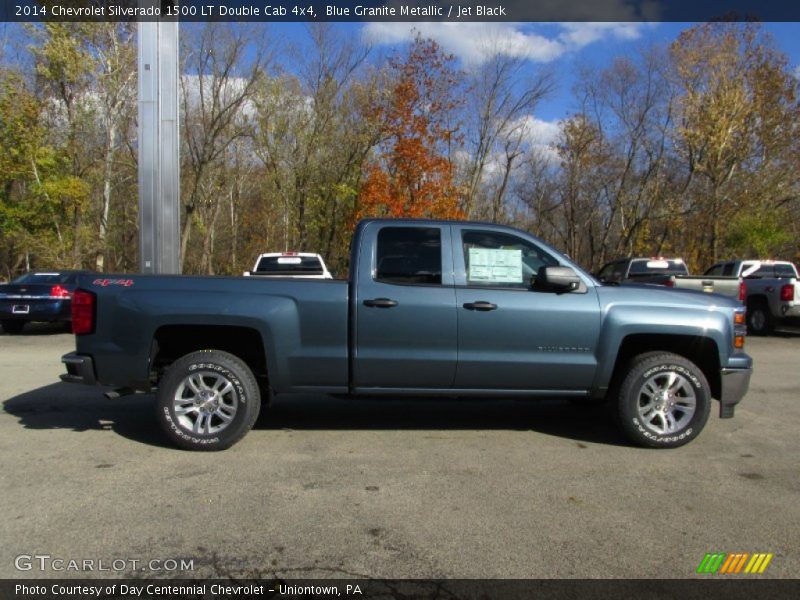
xmin=156 ymin=350 xmax=261 ymax=451
xmin=746 ymin=301 xmax=773 ymax=335
xmin=616 ymin=352 xmax=711 ymax=448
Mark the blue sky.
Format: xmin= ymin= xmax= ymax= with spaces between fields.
xmin=350 ymin=21 xmax=800 ymax=121
xmin=260 ymin=21 xmax=800 ymax=151
xmin=3 ymin=20 xmax=799 ymax=132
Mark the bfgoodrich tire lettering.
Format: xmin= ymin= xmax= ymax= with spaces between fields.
xmin=616 ymin=352 xmax=711 ymax=449
xmin=156 ymin=350 xmax=261 ymax=451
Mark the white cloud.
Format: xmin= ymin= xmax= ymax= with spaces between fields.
xmin=363 ymin=22 xmax=564 ymax=65
xmin=477 ymin=116 xmax=563 ymax=179
xmin=558 ymin=22 xmax=644 ymax=48
xmin=516 ymin=115 xmax=562 ymax=146
xmin=362 ymin=22 xmax=646 ymax=66
xmin=180 ymin=73 xmax=259 ymax=120
xmin=514 ymin=115 xmax=563 ymax=164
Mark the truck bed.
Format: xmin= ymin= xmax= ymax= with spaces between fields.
xmin=75 ymin=274 xmax=350 ymax=392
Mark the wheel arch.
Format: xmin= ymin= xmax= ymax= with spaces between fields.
xmin=609 ymin=334 xmax=721 ymax=400
xmin=746 ymin=293 xmax=769 ymax=308
xmin=151 ymin=324 xmax=268 ymax=385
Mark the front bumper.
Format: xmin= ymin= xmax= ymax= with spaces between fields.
xmin=718 ymin=366 xmax=752 ymax=418
xmin=60 ymin=352 xmax=97 ymax=385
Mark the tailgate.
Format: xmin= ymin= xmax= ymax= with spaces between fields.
xmin=673 ymin=276 xmax=742 ymax=299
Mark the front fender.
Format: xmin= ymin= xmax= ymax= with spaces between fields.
xmin=593 ymin=295 xmax=734 ymax=392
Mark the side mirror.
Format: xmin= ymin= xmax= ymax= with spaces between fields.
xmin=533 ymin=266 xmax=582 ymax=293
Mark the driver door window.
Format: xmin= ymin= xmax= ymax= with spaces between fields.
xmin=462 ymin=230 xmax=558 ymax=289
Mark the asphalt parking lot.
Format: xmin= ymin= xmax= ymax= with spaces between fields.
xmin=1 ymin=325 xmax=798 ymax=579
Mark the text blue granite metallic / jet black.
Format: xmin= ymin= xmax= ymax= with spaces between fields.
xmin=61 ymin=219 xmax=752 ymax=450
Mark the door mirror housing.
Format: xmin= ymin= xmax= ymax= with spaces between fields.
xmin=533 ymin=266 xmax=582 ymax=293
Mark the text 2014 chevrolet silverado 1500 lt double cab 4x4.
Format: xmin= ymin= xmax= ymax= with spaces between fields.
xmin=60 ymin=219 xmax=752 ymax=451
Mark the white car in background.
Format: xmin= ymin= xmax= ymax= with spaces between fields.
xmin=243 ymin=252 xmax=333 ymax=279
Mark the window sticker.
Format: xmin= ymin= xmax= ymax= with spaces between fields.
xmin=468 ymin=248 xmax=523 ymax=284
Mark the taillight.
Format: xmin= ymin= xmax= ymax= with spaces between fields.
xmin=665 ymin=277 xmax=675 ymax=288
xmin=739 ymin=281 xmax=746 ymax=302
xmin=50 ymin=285 xmax=71 ymax=298
xmin=780 ymin=284 xmax=794 ymax=302
xmin=71 ymin=289 xmax=96 ymax=335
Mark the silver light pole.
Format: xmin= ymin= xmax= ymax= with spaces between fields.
xmin=138 ymin=0 xmax=180 ymax=274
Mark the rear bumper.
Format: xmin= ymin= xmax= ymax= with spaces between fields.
xmin=60 ymin=352 xmax=97 ymax=385
xmin=1 ymin=299 xmax=71 ymax=322
xmin=718 ymin=366 xmax=752 ymax=418
xmin=780 ymin=303 xmax=800 ymax=318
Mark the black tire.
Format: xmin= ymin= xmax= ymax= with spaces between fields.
xmin=616 ymin=352 xmax=711 ymax=449
xmin=746 ymin=301 xmax=773 ymax=335
xmin=156 ymin=350 xmax=261 ymax=451
xmin=1 ymin=320 xmax=25 ymax=334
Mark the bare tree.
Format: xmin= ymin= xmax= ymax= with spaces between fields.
xmin=88 ymin=23 xmax=137 ymax=272
xmin=180 ymin=23 xmax=273 ymax=273
xmin=252 ymin=23 xmax=379 ymax=271
xmin=461 ymin=51 xmax=553 ymax=219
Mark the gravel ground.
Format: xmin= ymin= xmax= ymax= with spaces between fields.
xmin=1 ymin=324 xmax=798 ymax=579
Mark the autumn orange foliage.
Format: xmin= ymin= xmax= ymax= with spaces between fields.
xmin=357 ymin=36 xmax=465 ymax=221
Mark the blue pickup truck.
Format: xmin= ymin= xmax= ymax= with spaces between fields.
xmin=61 ymin=219 xmax=752 ymax=451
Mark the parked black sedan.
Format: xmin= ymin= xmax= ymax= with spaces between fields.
xmin=0 ymin=271 xmax=89 ymax=334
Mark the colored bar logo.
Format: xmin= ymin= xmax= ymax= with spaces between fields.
xmin=697 ymin=552 xmax=774 ymax=574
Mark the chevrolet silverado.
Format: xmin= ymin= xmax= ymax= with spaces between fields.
xmin=60 ymin=219 xmax=752 ymax=450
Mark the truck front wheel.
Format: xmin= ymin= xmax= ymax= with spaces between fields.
xmin=156 ymin=350 xmax=261 ymax=451
xmin=616 ymin=352 xmax=711 ymax=448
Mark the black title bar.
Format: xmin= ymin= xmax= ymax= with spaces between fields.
xmin=3 ymin=0 xmax=800 ymax=22
xmin=3 ymin=579 xmax=800 ymax=600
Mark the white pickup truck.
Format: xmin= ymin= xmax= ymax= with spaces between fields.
xmin=243 ymin=252 xmax=333 ymax=279
xmin=702 ymin=260 xmax=800 ymax=334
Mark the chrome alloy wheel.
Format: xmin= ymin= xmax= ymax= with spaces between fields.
xmin=636 ymin=371 xmax=696 ymax=435
xmin=172 ymin=371 xmax=239 ymax=435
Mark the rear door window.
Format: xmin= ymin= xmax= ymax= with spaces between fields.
xmin=743 ymin=263 xmax=774 ymax=278
xmin=774 ymin=263 xmax=797 ymax=278
xmin=255 ymin=256 xmax=324 ymax=276
xmin=375 ymin=227 xmax=442 ymax=285
xmin=628 ymin=259 xmax=688 ymax=276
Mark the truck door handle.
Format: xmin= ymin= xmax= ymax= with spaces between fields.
xmin=363 ymin=298 xmax=399 ymax=308
xmin=463 ymin=301 xmax=497 ymax=311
